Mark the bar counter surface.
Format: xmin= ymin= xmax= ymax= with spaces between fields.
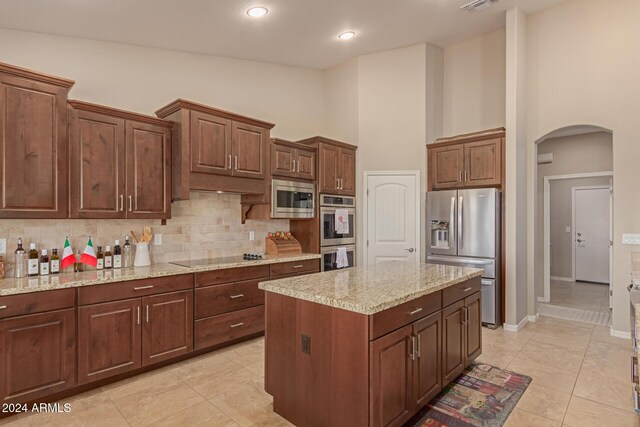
xmin=259 ymin=261 xmax=484 ymax=427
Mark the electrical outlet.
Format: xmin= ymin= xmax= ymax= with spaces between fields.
xmin=153 ymin=234 xmax=162 ymax=246
xmin=249 ymin=231 xmax=255 ymax=241
xmin=0 ymin=238 xmax=6 ymax=254
xmin=565 ymin=226 xmax=571 ymax=233
xmin=623 ymin=234 xmax=640 ymax=245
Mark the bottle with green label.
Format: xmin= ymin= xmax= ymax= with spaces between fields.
xmin=113 ymin=240 xmax=122 ymax=268
xmin=39 ymin=249 xmax=50 ymax=276
xmin=50 ymin=249 xmax=60 ymax=274
xmin=28 ymin=243 xmax=39 ymax=277
xmin=96 ymin=246 xmax=104 ymax=270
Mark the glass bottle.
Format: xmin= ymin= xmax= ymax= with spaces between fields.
xmin=39 ymin=249 xmax=50 ymax=276
xmin=113 ymin=240 xmax=122 ymax=269
xmin=28 ymin=243 xmax=39 ymax=277
xmin=50 ymin=249 xmax=60 ymax=274
xmin=96 ymin=246 xmax=104 ymax=270
xmin=104 ymin=246 xmax=113 ymax=269
xmin=14 ymin=237 xmax=27 ymax=278
xmin=74 ymin=251 xmax=83 ymax=273
xmin=123 ymin=236 xmax=132 ymax=268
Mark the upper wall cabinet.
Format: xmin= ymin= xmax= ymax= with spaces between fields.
xmin=271 ymin=139 xmax=316 ymax=181
xmin=297 ymin=136 xmax=357 ymax=196
xmin=68 ymin=101 xmax=172 ymax=219
xmin=155 ymin=99 xmax=275 ymax=200
xmin=428 ymin=128 xmax=504 ymax=191
xmin=0 ymin=63 xmax=75 ymax=218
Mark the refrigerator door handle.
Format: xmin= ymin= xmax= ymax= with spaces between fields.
xmin=450 ymin=196 xmax=456 ymax=248
xmin=427 ymin=255 xmax=493 ymax=265
xmin=458 ymin=196 xmax=464 ymax=250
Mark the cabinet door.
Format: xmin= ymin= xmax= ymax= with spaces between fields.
xmin=429 ymin=145 xmax=464 ymax=190
xmin=232 ymin=122 xmax=266 ymax=179
xmin=370 ymin=325 xmax=413 ymax=427
xmin=296 ymin=149 xmax=316 ymax=181
xmin=442 ymin=299 xmax=465 ymax=385
xmin=464 ymin=138 xmax=502 ymax=187
xmin=190 ymin=111 xmax=232 ymax=176
xmin=126 ymin=120 xmax=171 ymax=219
xmin=0 ymin=75 xmax=68 ymax=218
xmin=78 ymin=299 xmax=142 ymax=385
xmin=413 ymin=311 xmax=442 ymax=408
xmin=69 ymin=109 xmax=126 ymax=219
xmin=271 ymin=143 xmax=296 ymax=178
xmin=465 ymin=291 xmax=482 ymax=365
xmin=339 ymin=148 xmax=356 ymax=196
xmin=318 ymin=143 xmax=339 ymax=194
xmin=142 ymin=290 xmax=193 ymax=366
xmin=1 ymin=309 xmax=76 ymax=403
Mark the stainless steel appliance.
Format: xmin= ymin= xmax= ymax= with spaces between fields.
xmin=320 ymin=194 xmax=356 ymax=247
xmin=321 ymin=245 xmax=356 ymax=271
xmin=271 ymin=179 xmax=315 ymax=219
xmin=629 ymin=284 xmax=640 ymax=413
xmin=427 ymin=188 xmax=501 ymax=327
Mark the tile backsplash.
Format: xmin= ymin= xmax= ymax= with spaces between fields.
xmin=0 ymin=192 xmax=288 ymax=277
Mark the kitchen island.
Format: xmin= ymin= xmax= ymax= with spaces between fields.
xmin=259 ymin=261 xmax=484 ymax=427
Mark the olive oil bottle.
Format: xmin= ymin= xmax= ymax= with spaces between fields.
xmin=50 ymin=249 xmax=60 ymax=274
xmin=27 ymin=243 xmax=39 ymax=277
xmin=113 ymin=240 xmax=122 ymax=269
xmin=96 ymin=246 xmax=104 ymax=270
xmin=39 ymin=249 xmax=50 ymax=276
xmin=104 ymin=246 xmax=113 ymax=269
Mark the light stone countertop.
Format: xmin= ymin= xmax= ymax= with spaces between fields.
xmin=259 ymin=261 xmax=484 ymax=315
xmin=0 ymin=253 xmax=321 ymax=296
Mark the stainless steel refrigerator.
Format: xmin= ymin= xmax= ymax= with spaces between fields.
xmin=426 ymin=188 xmax=501 ymax=328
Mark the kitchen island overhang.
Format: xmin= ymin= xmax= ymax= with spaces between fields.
xmin=259 ymin=261 xmax=484 ymax=427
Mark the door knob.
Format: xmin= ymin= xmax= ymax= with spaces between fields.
xmin=577 ymin=239 xmax=585 ymax=243
xmin=405 ymin=248 xmax=415 ymax=253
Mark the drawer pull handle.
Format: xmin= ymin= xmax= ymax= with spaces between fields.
xmin=134 ymin=285 xmax=154 ymax=290
xmin=464 ymin=287 xmax=473 ymax=292
xmin=292 ymin=265 xmax=304 ymax=269
xmin=409 ymin=308 xmax=423 ymax=316
xmin=230 ymin=322 xmax=244 ymax=328
xmin=0 ymin=305 xmax=7 ymax=310
xmin=230 ymin=294 xmax=245 ymax=299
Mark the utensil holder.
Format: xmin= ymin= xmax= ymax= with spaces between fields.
xmin=134 ymin=242 xmax=152 ymax=267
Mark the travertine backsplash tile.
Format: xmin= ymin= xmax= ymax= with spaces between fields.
xmin=0 ymin=192 xmax=288 ymax=277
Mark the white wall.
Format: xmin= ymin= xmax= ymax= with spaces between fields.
xmin=443 ymin=28 xmax=506 ymax=136
xmin=0 ymin=28 xmax=325 ymax=140
xmin=526 ymin=0 xmax=640 ymax=333
xmin=323 ymin=59 xmax=359 ymax=145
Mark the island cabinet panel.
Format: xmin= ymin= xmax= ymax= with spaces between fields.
xmin=370 ymin=325 xmax=414 ymax=427
xmin=413 ymin=311 xmax=442 ymax=408
xmin=0 ymin=67 xmax=73 ymax=218
xmin=442 ymin=299 xmax=465 ymax=384
xmin=465 ymin=291 xmax=482 ymax=365
xmin=369 ymin=292 xmax=441 ymax=340
xmin=78 ymin=298 xmax=142 ymax=385
xmin=1 ymin=308 xmax=76 ymax=403
xmin=142 ymin=290 xmax=193 ymax=366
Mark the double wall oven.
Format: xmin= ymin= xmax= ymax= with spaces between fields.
xmin=320 ymin=194 xmax=356 ymax=271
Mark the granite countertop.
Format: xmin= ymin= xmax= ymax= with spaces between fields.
xmin=0 ymin=253 xmax=321 ymax=297
xmin=259 ymin=261 xmax=483 ymax=315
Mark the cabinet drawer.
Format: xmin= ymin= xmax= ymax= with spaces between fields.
xmin=194 ymin=305 xmax=265 ymax=350
xmin=369 ymin=292 xmax=441 ymax=340
xmin=195 ymin=265 xmax=269 ymax=288
xmin=195 ymin=279 xmax=265 ymax=319
xmin=0 ymin=288 xmax=75 ymax=320
xmin=78 ymin=274 xmax=193 ymax=305
xmin=442 ymin=277 xmax=481 ymax=307
xmin=269 ymin=259 xmax=320 ymax=277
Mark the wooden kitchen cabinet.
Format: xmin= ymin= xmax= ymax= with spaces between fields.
xmin=0 ymin=62 xmax=74 ymax=218
xmin=1 ymin=309 xmax=76 ymax=403
xmin=427 ymin=128 xmax=504 ymax=191
xmin=142 ymin=290 xmax=193 ymax=366
xmin=271 ymin=139 xmax=316 ymax=181
xmin=413 ymin=311 xmax=442 ymax=408
xmin=441 ymin=299 xmax=465 ymax=384
xmin=155 ymin=99 xmax=275 ymax=199
xmin=298 ymin=136 xmax=357 ymax=196
xmin=68 ymin=101 xmax=172 ymax=219
xmin=465 ymin=291 xmax=482 ymax=365
xmin=77 ymin=298 xmax=142 ymax=385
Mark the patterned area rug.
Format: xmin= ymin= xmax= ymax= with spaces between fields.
xmin=405 ymin=363 xmax=532 ymax=427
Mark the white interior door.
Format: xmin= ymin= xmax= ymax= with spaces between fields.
xmin=366 ymin=172 xmax=419 ymax=265
xmin=574 ymin=187 xmax=610 ymax=284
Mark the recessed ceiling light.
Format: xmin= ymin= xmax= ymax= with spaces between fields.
xmin=247 ymin=6 xmax=268 ymax=17
xmin=338 ymin=31 xmax=356 ymax=41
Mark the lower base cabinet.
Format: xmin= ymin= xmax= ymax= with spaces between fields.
xmin=1 ymin=309 xmax=76 ymax=403
xmin=143 ymin=290 xmax=193 ymax=365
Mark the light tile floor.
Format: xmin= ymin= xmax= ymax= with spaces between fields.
xmin=1 ymin=316 xmax=637 ymax=426
xmin=548 ymin=280 xmax=610 ymax=313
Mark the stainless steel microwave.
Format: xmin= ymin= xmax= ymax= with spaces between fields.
xmin=271 ymin=179 xmax=315 ymax=219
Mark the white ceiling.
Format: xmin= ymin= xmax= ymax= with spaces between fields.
xmin=0 ymin=0 xmax=567 ymax=69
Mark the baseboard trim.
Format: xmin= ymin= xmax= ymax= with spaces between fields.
xmin=528 ymin=313 xmax=540 ymax=323
xmin=610 ymin=328 xmax=631 ymax=340
xmin=537 ymin=296 xmax=549 ymax=303
xmin=550 ymin=276 xmax=574 ymax=282
xmin=504 ymin=316 xmax=529 ymax=332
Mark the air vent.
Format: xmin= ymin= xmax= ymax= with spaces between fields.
xmin=460 ymin=0 xmax=502 ymax=12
